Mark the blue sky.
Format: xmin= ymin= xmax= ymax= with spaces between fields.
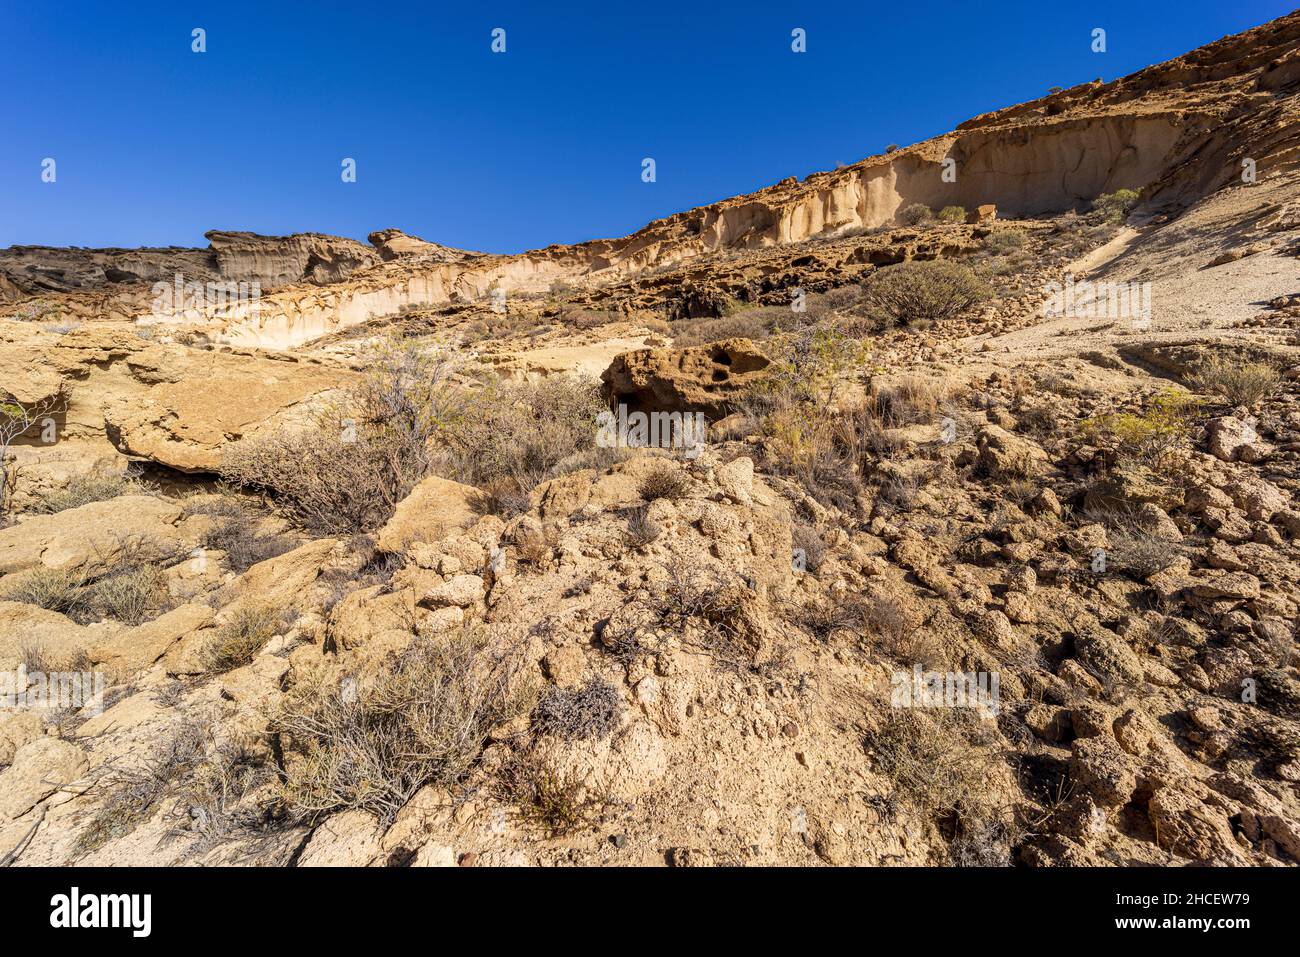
xmin=0 ymin=0 xmax=1290 ymax=253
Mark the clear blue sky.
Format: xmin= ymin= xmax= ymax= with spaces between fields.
xmin=0 ymin=0 xmax=1290 ymax=253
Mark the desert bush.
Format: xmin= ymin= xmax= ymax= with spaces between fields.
xmin=29 ymin=470 xmax=146 ymax=514
xmin=871 ymin=375 xmax=953 ymax=427
xmin=624 ymin=505 xmax=661 ymax=548
xmin=983 ymin=228 xmax=1027 ymax=254
xmin=897 ymin=203 xmax=932 ymax=226
xmin=91 ymin=563 xmax=169 ymax=625
xmin=1189 ymin=354 xmax=1279 ymax=407
xmin=190 ymin=497 xmax=295 ymax=572
xmin=275 ymin=628 xmax=533 ymax=823
xmin=1 ymin=566 xmax=89 ymax=616
xmin=2 ymin=386 xmax=71 ymax=520
xmin=564 ymin=308 xmax=616 ymax=330
xmin=865 ymin=710 xmax=994 ymax=819
xmin=201 ymin=604 xmax=285 ymax=673
xmin=72 ymin=719 xmax=208 ymax=856
xmin=1085 ymin=506 xmax=1184 ymax=578
xmin=802 ymin=595 xmax=867 ymax=642
xmin=532 ymin=678 xmax=623 ymax=741
xmin=792 ymin=521 xmax=827 ymax=573
xmin=221 ymin=342 xmax=463 ymax=533
xmin=746 ymin=325 xmax=869 ymax=421
xmin=73 ymin=718 xmax=273 ymax=857
xmin=860 ymin=260 xmax=990 ymax=326
xmin=495 ymin=749 xmax=609 ymax=836
xmin=1081 ymin=389 xmax=1199 ymax=468
xmin=1092 ymin=188 xmax=1141 ymax=224
xmin=671 ymin=306 xmax=786 ymax=346
xmin=438 ymin=375 xmax=607 ymax=504
xmin=936 ymin=205 xmax=967 ymax=224
xmin=648 ymin=558 xmax=757 ymax=667
xmin=637 ymin=462 xmax=689 ymax=501
xmin=863 ymin=593 xmax=943 ymax=666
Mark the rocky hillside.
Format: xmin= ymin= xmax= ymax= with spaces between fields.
xmin=1 ymin=12 xmax=1299 ymax=868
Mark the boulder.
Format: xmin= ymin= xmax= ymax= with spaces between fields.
xmin=600 ymin=338 xmax=770 ymax=417
xmin=976 ymin=425 xmax=1048 ymax=478
xmin=375 ymin=476 xmax=483 ymax=553
xmin=1206 ymin=416 xmax=1272 ymax=462
xmin=0 ymin=737 xmax=87 ymax=821
xmin=0 ymin=495 xmax=184 ymax=579
xmin=103 ymin=356 xmax=347 ymax=473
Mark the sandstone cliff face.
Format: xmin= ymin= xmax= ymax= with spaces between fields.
xmin=189 ymin=13 xmax=1300 ymax=349
xmin=5 ymin=14 xmax=1296 ymax=348
xmin=204 ymin=230 xmax=381 ymax=287
xmin=368 ymin=228 xmax=480 ymax=263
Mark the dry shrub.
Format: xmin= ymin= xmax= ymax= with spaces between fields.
xmin=495 ymin=749 xmax=610 ymax=836
xmin=802 ymin=594 xmax=867 ymax=642
xmin=652 ymin=557 xmax=743 ymax=633
xmin=1189 ymin=354 xmax=1280 ymax=407
xmin=1 ymin=566 xmax=89 ymax=616
xmin=72 ymin=721 xmax=207 ymax=857
xmin=860 ymin=260 xmax=990 ymax=326
xmin=792 ymin=521 xmax=827 ymax=573
xmin=275 ymin=628 xmax=533 ymax=824
xmin=72 ymin=719 xmax=273 ymax=857
xmin=865 ymin=710 xmax=999 ymax=836
xmin=983 ymin=229 xmax=1027 ymax=254
xmin=671 ymin=306 xmax=786 ymax=346
xmin=872 ymin=375 xmax=953 ymax=427
xmin=637 ymin=462 xmax=688 ymax=501
xmin=29 ymin=470 xmax=148 ymax=515
xmin=189 ymin=497 xmax=295 ymax=572
xmin=863 ymin=593 xmax=942 ymax=665
xmin=221 ymin=342 xmax=464 ymax=534
xmin=624 ymin=505 xmax=661 ymax=548
xmin=1085 ymin=506 xmax=1184 ymax=579
xmin=897 ymin=203 xmax=933 ymax=225
xmin=201 ymin=604 xmax=286 ymax=673
xmin=91 ymin=564 xmax=169 ymax=625
xmin=437 ymin=375 xmax=608 ymax=506
xmin=532 ymin=678 xmax=623 ymax=741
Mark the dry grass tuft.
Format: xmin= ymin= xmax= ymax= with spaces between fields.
xmin=275 ymin=629 xmax=533 ymax=824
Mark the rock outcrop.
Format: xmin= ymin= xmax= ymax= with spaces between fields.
xmin=601 ymin=338 xmax=771 ymax=417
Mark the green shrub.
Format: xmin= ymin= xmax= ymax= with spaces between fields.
xmin=1092 ymin=188 xmax=1141 ymax=224
xmin=860 ymin=260 xmax=991 ymax=325
xmin=1081 ymin=389 xmax=1199 ymax=469
xmin=936 ymin=205 xmax=967 ymax=224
